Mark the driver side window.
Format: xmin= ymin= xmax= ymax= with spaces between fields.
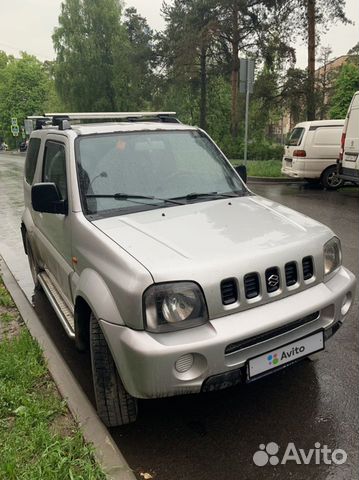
xmin=43 ymin=141 xmax=67 ymax=200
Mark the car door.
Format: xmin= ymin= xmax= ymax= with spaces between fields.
xmin=32 ymin=137 xmax=74 ymax=306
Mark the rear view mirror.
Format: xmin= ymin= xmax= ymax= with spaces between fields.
xmin=235 ymin=165 xmax=247 ymax=183
xmin=31 ymin=183 xmax=68 ymax=215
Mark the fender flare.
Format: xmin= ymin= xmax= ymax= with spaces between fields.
xmin=75 ymin=268 xmax=125 ymax=326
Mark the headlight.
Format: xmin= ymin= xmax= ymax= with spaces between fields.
xmin=143 ymin=282 xmax=208 ymax=333
xmin=324 ymin=237 xmax=342 ymax=276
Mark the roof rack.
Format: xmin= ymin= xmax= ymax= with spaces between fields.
xmin=27 ymin=112 xmax=179 ymax=130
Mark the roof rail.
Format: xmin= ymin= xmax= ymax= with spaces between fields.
xmin=27 ymin=112 xmax=179 ymax=130
xmin=45 ymin=112 xmax=177 ymax=120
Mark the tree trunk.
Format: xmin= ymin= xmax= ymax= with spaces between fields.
xmin=230 ymin=4 xmax=240 ymax=138
xmin=307 ymin=0 xmax=316 ymax=120
xmin=199 ymin=46 xmax=207 ymax=130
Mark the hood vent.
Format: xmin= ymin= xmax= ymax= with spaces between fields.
xmin=285 ymin=262 xmax=298 ymax=286
xmin=221 ymin=278 xmax=238 ymax=305
xmin=302 ymin=256 xmax=314 ymax=280
xmin=244 ymin=273 xmax=260 ymax=299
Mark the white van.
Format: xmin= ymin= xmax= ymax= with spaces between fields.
xmin=282 ymin=119 xmax=345 ymax=189
xmin=338 ymin=91 xmax=359 ymax=185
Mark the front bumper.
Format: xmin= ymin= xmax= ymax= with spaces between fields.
xmin=100 ymin=266 xmax=356 ymax=399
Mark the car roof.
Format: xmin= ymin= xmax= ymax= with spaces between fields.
xmin=293 ymin=119 xmax=345 ymax=129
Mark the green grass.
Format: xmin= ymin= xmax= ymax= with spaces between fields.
xmin=230 ymin=159 xmax=283 ymax=177
xmin=0 ymin=279 xmax=106 ymax=480
xmin=0 ymin=282 xmax=15 ymax=308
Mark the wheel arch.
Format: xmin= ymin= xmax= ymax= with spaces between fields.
xmin=74 ymin=268 xmax=126 ymax=349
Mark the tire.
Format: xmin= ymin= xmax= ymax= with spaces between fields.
xmin=90 ymin=313 xmax=138 ymax=426
xmin=320 ymin=166 xmax=344 ymax=190
xmin=25 ymin=235 xmax=42 ymax=291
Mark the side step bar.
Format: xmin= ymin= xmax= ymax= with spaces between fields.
xmin=38 ymin=272 xmax=75 ymax=339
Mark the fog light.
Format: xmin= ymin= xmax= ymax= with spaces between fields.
xmin=175 ymin=353 xmax=194 ymax=373
xmin=341 ymin=292 xmax=352 ymax=316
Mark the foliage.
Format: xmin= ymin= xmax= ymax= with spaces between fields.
xmin=122 ymin=7 xmax=156 ymax=110
xmin=53 ymin=0 xmax=128 ymax=111
xmin=52 ymin=0 xmax=158 ymax=112
xmin=0 ymin=52 xmax=58 ymax=147
xmin=1 ymin=1 xmax=356 ymax=156
xmin=329 ymin=63 xmax=359 ymax=119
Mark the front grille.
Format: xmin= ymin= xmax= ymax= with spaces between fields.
xmin=219 ymin=255 xmax=315 ymax=308
xmin=285 ymin=262 xmax=297 ymax=286
xmin=225 ymin=311 xmax=319 ymax=355
xmin=302 ymin=256 xmax=314 ymax=280
xmin=265 ymin=267 xmax=280 ymax=293
xmin=221 ymin=278 xmax=238 ymax=305
xmin=244 ymin=273 xmax=260 ymax=299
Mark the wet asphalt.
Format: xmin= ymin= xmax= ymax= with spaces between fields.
xmin=0 ymin=152 xmax=358 ymax=480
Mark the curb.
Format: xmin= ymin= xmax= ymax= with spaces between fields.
xmin=0 ymin=257 xmax=136 ymax=480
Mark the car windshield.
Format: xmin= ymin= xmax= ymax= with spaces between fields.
xmin=76 ymin=130 xmax=246 ymax=217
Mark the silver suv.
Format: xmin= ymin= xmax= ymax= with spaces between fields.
xmin=22 ymin=113 xmax=356 ymax=426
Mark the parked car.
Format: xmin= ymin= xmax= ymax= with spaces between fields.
xmin=338 ymin=91 xmax=359 ymax=185
xmin=282 ymin=119 xmax=345 ymax=189
xmin=0 ymin=141 xmax=8 ymax=151
xmin=22 ymin=112 xmax=356 ymax=426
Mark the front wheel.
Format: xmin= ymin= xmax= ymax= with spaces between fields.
xmin=321 ymin=166 xmax=344 ymax=190
xmin=90 ymin=313 xmax=138 ymax=426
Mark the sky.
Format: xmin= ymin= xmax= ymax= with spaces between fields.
xmin=0 ymin=0 xmax=358 ymax=68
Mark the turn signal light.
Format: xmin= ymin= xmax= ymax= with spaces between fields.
xmin=293 ymin=150 xmax=306 ymax=157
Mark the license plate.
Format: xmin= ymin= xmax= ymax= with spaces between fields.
xmin=344 ymin=153 xmax=358 ymax=162
xmin=247 ymin=331 xmax=324 ymax=379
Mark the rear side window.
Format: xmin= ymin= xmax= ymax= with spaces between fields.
xmin=43 ymin=142 xmax=67 ymax=200
xmin=25 ymin=138 xmax=41 ymax=184
xmin=287 ymin=127 xmax=305 ymax=146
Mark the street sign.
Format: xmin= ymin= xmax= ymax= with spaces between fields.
xmin=239 ymin=58 xmax=255 ymax=94
xmin=11 ymin=117 xmax=18 ymax=127
xmin=11 ymin=125 xmax=19 ymax=136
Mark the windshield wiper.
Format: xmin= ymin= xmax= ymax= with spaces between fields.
xmin=170 ymin=191 xmax=244 ymax=201
xmin=85 ymin=193 xmax=184 ymax=206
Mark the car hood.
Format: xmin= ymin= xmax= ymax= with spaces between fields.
xmin=92 ymin=195 xmax=333 ymax=282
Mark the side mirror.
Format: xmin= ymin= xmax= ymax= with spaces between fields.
xmin=31 ymin=183 xmax=68 ymax=215
xmin=235 ymin=165 xmax=247 ymax=183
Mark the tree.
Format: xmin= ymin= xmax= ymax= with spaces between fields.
xmin=122 ymin=7 xmax=155 ymax=109
xmin=215 ymin=0 xmax=295 ymax=138
xmin=291 ymin=0 xmax=349 ymax=120
xmin=160 ymin=0 xmax=218 ymax=129
xmin=316 ymin=46 xmax=333 ymax=119
xmin=347 ymin=42 xmax=359 ymax=66
xmin=52 ymin=0 xmax=128 ymax=111
xmin=329 ymin=63 xmax=359 ymax=119
xmin=0 ymin=53 xmax=50 ymax=146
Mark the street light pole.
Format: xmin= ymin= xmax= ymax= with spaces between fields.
xmin=243 ymin=81 xmax=250 ymax=166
